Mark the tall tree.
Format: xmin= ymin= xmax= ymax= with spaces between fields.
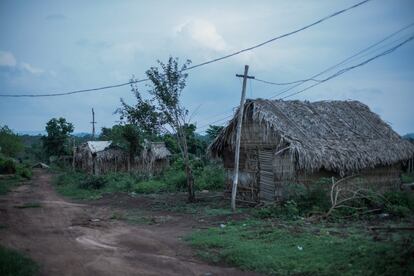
xmin=42 ymin=118 xmax=74 ymax=157
xmin=119 ymin=57 xmax=196 ymax=202
xmin=0 ymin=125 xmax=23 ymax=157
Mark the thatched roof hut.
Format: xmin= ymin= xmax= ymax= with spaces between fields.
xmin=74 ymin=141 xmax=128 ymax=175
xmin=74 ymin=140 xmax=171 ymax=175
xmin=210 ymin=99 xmax=414 ymax=202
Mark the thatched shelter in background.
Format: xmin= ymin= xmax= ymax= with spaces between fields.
xmin=140 ymin=141 xmax=172 ymax=174
xmin=210 ymin=99 xmax=414 ymax=203
xmin=74 ymin=140 xmax=171 ymax=175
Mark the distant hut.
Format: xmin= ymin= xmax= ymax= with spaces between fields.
xmin=209 ymin=99 xmax=414 ymax=203
xmin=140 ymin=141 xmax=171 ymax=174
xmin=74 ymin=140 xmax=171 ymax=175
xmin=74 ymin=141 xmax=128 ymax=175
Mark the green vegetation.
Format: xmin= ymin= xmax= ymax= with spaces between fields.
xmin=0 ymin=176 xmax=25 ymax=195
xmin=54 ymin=163 xmax=225 ymax=200
xmin=189 ymin=219 xmax=414 ymax=276
xmin=0 ymin=125 xmax=24 ymax=157
xmin=119 ymin=57 xmax=199 ymax=202
xmin=0 ymin=156 xmax=32 ymax=179
xmin=14 ymin=202 xmax=41 ymax=209
xmin=42 ymin=117 xmax=74 ymax=157
xmin=402 ymin=173 xmax=414 ymax=183
xmin=0 ymin=246 xmax=39 ymax=276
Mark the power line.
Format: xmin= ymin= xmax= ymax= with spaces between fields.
xmin=254 ymin=77 xmax=322 ymax=86
xmin=182 ymin=0 xmax=372 ymax=71
xmin=255 ymin=22 xmax=414 ymax=91
xmin=196 ymin=29 xmax=414 ymax=130
xmin=0 ymin=0 xmax=372 ymax=98
xmin=268 ymin=23 xmax=414 ymax=99
xmin=281 ymin=35 xmax=414 ymax=100
xmin=0 ymin=80 xmax=138 ymax=98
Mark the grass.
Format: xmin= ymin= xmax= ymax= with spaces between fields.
xmin=110 ymin=211 xmax=154 ymax=225
xmin=402 ymin=173 xmax=414 ymax=183
xmin=53 ymin=172 xmax=178 ymax=200
xmin=53 ymin=169 xmax=225 ymax=201
xmin=188 ymin=219 xmax=414 ymax=276
xmin=0 ymin=176 xmax=25 ymax=195
xmin=110 ymin=210 xmax=174 ymax=225
xmin=0 ymin=245 xmax=39 ymax=276
xmin=14 ymin=202 xmax=41 ymax=209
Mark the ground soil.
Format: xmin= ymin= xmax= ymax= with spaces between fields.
xmin=0 ymin=170 xmax=259 ymax=276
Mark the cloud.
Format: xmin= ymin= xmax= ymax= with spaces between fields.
xmin=20 ymin=62 xmax=44 ymax=75
xmin=0 ymin=51 xmax=17 ymax=67
xmin=45 ymin=13 xmax=66 ymax=21
xmin=174 ymin=19 xmax=227 ymax=52
xmin=0 ymin=51 xmax=46 ymax=75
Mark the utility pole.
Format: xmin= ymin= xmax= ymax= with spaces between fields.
xmin=232 ymin=65 xmax=254 ymax=212
xmin=91 ymin=108 xmax=96 ymax=139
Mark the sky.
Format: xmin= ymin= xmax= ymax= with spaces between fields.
xmin=0 ymin=0 xmax=413 ymax=135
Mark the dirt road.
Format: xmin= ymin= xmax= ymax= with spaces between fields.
xmin=0 ymin=170 xmax=257 ymax=276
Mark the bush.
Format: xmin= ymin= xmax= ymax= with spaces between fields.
xmin=17 ymin=167 xmax=32 ymax=179
xmin=78 ymin=175 xmax=107 ymax=190
xmin=0 ymin=159 xmax=16 ymax=174
xmin=163 ymin=168 xmax=187 ymax=190
xmin=383 ymin=191 xmax=414 ymax=217
xmin=195 ymin=163 xmax=225 ymax=191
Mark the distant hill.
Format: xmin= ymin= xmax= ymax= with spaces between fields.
xmin=17 ymin=131 xmax=92 ymax=137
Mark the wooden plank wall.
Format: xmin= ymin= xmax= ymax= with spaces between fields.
xmin=258 ymin=149 xmax=275 ymax=201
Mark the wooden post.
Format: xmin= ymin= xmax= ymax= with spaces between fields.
xmin=72 ymin=137 xmax=76 ymax=171
xmin=91 ymin=108 xmax=96 ymax=139
xmin=232 ymin=65 xmax=254 ymax=212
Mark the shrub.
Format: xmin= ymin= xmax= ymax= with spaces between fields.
xmin=132 ymin=180 xmax=169 ymax=193
xmin=17 ymin=167 xmax=32 ymax=179
xmin=195 ymin=163 xmax=225 ymax=191
xmin=163 ymin=168 xmax=187 ymax=190
xmin=383 ymin=191 xmax=414 ymax=217
xmin=78 ymin=175 xmax=107 ymax=190
xmin=0 ymin=159 xmax=16 ymax=174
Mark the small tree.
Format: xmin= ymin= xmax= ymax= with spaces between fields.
xmin=100 ymin=124 xmax=143 ymax=171
xmin=0 ymin=125 xmax=23 ymax=157
xmin=206 ymin=125 xmax=224 ymax=142
xmin=42 ymin=118 xmax=74 ymax=157
xmin=119 ymin=57 xmax=196 ymax=202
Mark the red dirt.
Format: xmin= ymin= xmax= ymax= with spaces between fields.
xmin=0 ymin=170 xmax=259 ymax=276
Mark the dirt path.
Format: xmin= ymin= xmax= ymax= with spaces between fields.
xmin=0 ymin=170 xmax=258 ymax=276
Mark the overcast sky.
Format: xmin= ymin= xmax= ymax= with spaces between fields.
xmin=0 ymin=0 xmax=413 ymax=135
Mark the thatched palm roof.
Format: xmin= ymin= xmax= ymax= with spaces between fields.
xmin=149 ymin=142 xmax=171 ymax=160
xmin=210 ymin=99 xmax=414 ymax=175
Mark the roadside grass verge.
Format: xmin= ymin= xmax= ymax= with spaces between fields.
xmin=0 ymin=176 xmax=26 ymax=195
xmin=0 ymin=245 xmax=39 ymax=276
xmin=188 ymin=219 xmax=414 ymax=276
xmin=53 ymin=170 xmax=225 ymax=201
xmin=53 ymin=172 xmax=174 ymax=200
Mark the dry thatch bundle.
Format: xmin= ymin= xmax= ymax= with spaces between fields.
xmin=210 ymin=99 xmax=414 ymax=176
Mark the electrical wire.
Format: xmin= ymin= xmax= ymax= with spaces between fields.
xmin=196 ymin=30 xmax=414 ymax=130
xmin=281 ymin=35 xmax=414 ymax=99
xmin=0 ymin=0 xmax=372 ymax=98
xmin=255 ymin=21 xmax=414 ymax=90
